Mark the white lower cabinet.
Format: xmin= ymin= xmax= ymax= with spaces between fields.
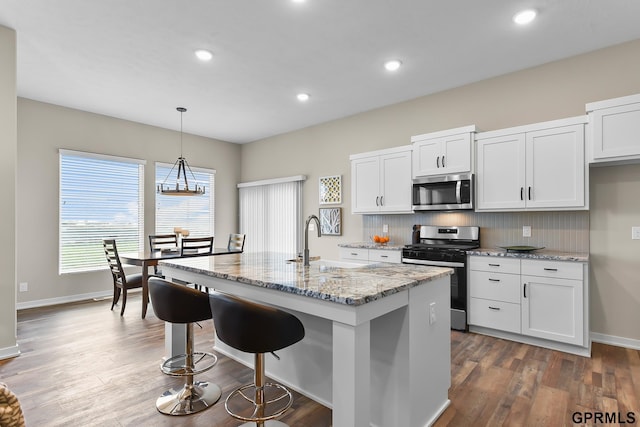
xmin=339 ymin=247 xmax=401 ymax=264
xmin=521 ymin=260 xmax=584 ymax=346
xmin=469 ymin=256 xmax=588 ymax=353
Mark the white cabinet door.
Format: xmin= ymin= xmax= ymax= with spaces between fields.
xmin=521 ymin=275 xmax=584 ymax=346
xmin=590 ymin=100 xmax=640 ymax=161
xmin=351 ymin=156 xmax=380 ymax=213
xmin=525 ymin=125 xmax=585 ymax=209
xmin=476 ymin=133 xmax=526 ymax=210
xmin=412 ymin=133 xmax=472 ymax=177
xmin=379 ymin=150 xmax=412 ymax=212
xmin=412 ymin=139 xmax=442 ymax=176
xmin=441 ymin=133 xmax=472 ymax=174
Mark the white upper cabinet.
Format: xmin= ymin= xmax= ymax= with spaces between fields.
xmin=411 ymin=125 xmax=476 ymax=177
xmin=476 ymin=116 xmax=587 ymax=212
xmin=586 ymin=93 xmax=640 ymax=164
xmin=350 ymin=146 xmax=412 ymax=214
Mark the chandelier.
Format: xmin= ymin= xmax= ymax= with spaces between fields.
xmin=157 ymin=107 xmax=205 ymax=196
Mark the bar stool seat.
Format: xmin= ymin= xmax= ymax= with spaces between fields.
xmin=148 ymin=278 xmax=221 ymax=416
xmin=209 ymin=292 xmax=305 ymax=427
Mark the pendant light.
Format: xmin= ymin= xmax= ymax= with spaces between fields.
xmin=157 ymin=107 xmax=205 ymax=196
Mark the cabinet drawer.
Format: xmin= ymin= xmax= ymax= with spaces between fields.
xmin=469 ymin=256 xmax=520 ymax=274
xmin=369 ymin=249 xmax=401 ymax=263
xmin=469 ymin=298 xmax=521 ymax=333
xmin=470 ymin=271 xmax=520 ymax=303
xmin=521 ymin=260 xmax=583 ymax=280
xmin=339 ymin=248 xmax=369 ymax=261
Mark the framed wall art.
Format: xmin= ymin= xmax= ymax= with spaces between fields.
xmin=319 ymin=175 xmax=341 ymax=205
xmin=319 ymin=207 xmax=342 ymax=236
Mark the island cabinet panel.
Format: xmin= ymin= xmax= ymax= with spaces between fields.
xmin=587 ymin=93 xmax=640 ymax=163
xmin=411 ymin=125 xmax=476 ymax=177
xmin=475 ymin=116 xmax=587 ymax=211
xmin=350 ymin=146 xmax=412 ymax=214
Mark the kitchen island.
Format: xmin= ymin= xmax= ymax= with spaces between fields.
xmin=160 ymin=252 xmax=452 ymax=427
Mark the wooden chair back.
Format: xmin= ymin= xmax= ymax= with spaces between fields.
xmin=102 ymin=239 xmax=125 ymax=283
xmin=227 ymin=234 xmax=246 ymax=252
xmin=181 ymin=236 xmax=214 ymax=256
xmin=149 ymin=234 xmax=178 ymax=252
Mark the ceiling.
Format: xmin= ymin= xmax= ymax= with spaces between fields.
xmin=2 ymin=1 xmax=640 ymax=144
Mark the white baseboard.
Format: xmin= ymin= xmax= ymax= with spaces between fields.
xmin=16 ymin=290 xmax=114 ymax=310
xmin=591 ymin=332 xmax=640 ymax=350
xmin=0 ymin=345 xmax=20 ymax=361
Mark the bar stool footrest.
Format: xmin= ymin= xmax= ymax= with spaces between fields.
xmin=225 ymin=382 xmax=293 ymax=422
xmin=160 ymin=352 xmax=217 ymax=376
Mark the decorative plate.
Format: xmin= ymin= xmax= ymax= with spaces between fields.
xmin=500 ymin=246 xmax=545 ymax=253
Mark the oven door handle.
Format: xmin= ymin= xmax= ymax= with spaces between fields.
xmin=402 ymin=258 xmax=465 ymax=268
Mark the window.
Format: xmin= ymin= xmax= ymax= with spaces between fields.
xmin=59 ymin=150 xmax=145 ymax=274
xmin=238 ymin=176 xmax=305 ymax=254
xmin=155 ymin=163 xmax=215 ymax=238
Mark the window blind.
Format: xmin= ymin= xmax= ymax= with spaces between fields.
xmin=155 ymin=163 xmax=215 ymax=239
xmin=59 ymin=150 xmax=145 ymax=274
xmin=238 ymin=176 xmax=304 ymax=254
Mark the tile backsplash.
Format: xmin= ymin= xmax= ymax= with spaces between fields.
xmin=362 ymin=211 xmax=589 ymax=253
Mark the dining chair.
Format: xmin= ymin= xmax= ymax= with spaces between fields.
xmin=227 ymin=233 xmax=246 ymax=252
xmin=148 ymin=234 xmax=178 ymax=276
xmin=102 ymin=239 xmax=144 ymax=316
xmin=181 ymin=236 xmax=214 ymax=256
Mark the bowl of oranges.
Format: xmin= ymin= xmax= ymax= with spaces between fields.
xmin=372 ymin=235 xmax=390 ymax=245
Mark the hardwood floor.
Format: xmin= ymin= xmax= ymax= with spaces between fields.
xmin=1 ymin=294 xmax=638 ymax=426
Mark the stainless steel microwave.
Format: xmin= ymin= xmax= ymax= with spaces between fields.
xmin=412 ymin=173 xmax=474 ymax=211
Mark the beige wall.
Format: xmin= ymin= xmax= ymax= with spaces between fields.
xmin=241 ymin=39 xmax=640 ymax=342
xmin=16 ymin=99 xmax=241 ymax=305
xmin=0 ymin=26 xmax=17 ymax=357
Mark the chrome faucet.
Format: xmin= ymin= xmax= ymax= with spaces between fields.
xmin=303 ymin=214 xmax=321 ymax=266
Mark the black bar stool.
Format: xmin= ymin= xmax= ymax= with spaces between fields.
xmin=148 ymin=278 xmax=221 ymax=415
xmin=209 ymin=292 xmax=305 ymax=427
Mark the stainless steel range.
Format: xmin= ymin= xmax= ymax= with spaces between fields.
xmin=402 ymin=225 xmax=480 ymax=331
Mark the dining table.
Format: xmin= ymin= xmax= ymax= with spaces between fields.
xmin=119 ymin=247 xmax=243 ymax=318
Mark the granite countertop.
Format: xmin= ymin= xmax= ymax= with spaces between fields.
xmin=338 ymin=242 xmax=405 ymax=250
xmin=467 ymin=248 xmax=589 ymax=262
xmin=160 ymin=252 xmax=451 ymax=306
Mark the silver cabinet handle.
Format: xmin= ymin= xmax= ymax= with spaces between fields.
xmin=488 ymin=263 xmax=500 ymax=267
xmin=380 ymin=195 xmax=384 ymax=206
xmin=350 ymin=252 xmax=358 ymax=256
xmin=442 ymin=155 xmax=445 ymax=168
xmin=437 ymin=156 xmax=440 ymax=168
xmin=488 ymin=278 xmax=501 ymax=282
xmin=488 ymin=306 xmax=501 ymax=311
xmin=376 ymin=196 xmax=380 ymax=206
xmin=543 ymin=268 xmax=558 ymax=271
xmin=523 ymin=283 xmax=527 ymax=298
xmin=380 ymin=255 xmax=388 ymax=258
xmin=528 ymin=186 xmax=532 ymax=200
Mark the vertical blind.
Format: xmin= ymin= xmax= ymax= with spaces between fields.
xmin=59 ymin=150 xmax=145 ymax=274
xmin=238 ymin=176 xmax=305 ymax=254
xmin=155 ymin=163 xmax=215 ymax=238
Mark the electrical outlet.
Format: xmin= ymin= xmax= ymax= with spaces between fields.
xmin=632 ymin=227 xmax=640 ymax=240
xmin=382 ymin=224 xmax=389 ymax=233
xmin=429 ymin=302 xmax=436 ymax=324
xmin=19 ymin=282 xmax=28 ymax=292
xmin=523 ymin=225 xmax=532 ymax=237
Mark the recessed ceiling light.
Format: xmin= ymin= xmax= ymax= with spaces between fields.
xmin=194 ymin=49 xmax=213 ymax=61
xmin=384 ymin=59 xmax=402 ymax=72
xmin=297 ymin=93 xmax=310 ymax=102
xmin=513 ymin=9 xmax=537 ymax=25
xmin=292 ymin=0 xmax=306 ymax=3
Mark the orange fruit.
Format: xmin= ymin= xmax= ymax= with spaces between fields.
xmin=373 ymin=235 xmax=381 ymax=243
